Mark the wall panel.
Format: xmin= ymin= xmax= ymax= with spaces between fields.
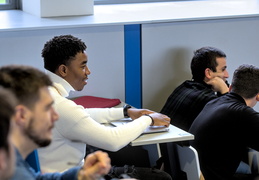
xmin=0 ymin=26 xmax=125 ymax=100
xmin=142 ymin=17 xmax=259 ymax=112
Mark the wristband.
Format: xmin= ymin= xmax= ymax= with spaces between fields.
xmin=123 ymin=104 xmax=132 ymax=118
xmin=144 ymin=114 xmax=154 ymax=126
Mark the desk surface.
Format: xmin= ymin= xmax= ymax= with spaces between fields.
xmin=131 ymin=124 xmax=194 ymax=146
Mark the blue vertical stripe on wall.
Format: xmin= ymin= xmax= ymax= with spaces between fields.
xmin=124 ymin=24 xmax=142 ymax=108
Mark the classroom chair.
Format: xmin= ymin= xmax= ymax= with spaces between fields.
xmin=176 ymin=145 xmax=204 ymax=180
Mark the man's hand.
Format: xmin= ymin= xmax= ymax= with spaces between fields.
xmin=127 ymin=108 xmax=155 ymax=120
xmin=147 ymin=113 xmax=171 ymax=127
xmin=127 ymin=108 xmax=170 ymax=126
xmin=206 ymin=77 xmax=229 ymax=94
xmin=78 ymin=151 xmax=111 ymax=180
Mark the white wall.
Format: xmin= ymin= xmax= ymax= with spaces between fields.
xmin=1 ymin=16 xmax=259 ymax=112
xmin=0 ymin=25 xmax=125 ymax=100
xmin=142 ymin=17 xmax=259 ymax=112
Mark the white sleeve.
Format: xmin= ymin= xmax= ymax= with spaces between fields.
xmin=85 ymin=107 xmax=124 ymax=123
xmin=54 ymin=96 xmax=152 ymax=152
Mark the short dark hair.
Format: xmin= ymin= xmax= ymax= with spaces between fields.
xmin=0 ymin=87 xmax=16 ymax=152
xmin=191 ymin=46 xmax=226 ymax=82
xmin=0 ymin=65 xmax=52 ymax=109
xmin=42 ymin=35 xmax=87 ymax=73
xmin=231 ymin=64 xmax=259 ymax=99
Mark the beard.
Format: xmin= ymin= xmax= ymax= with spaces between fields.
xmin=24 ymin=118 xmax=52 ymax=147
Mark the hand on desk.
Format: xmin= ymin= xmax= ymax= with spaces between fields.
xmin=127 ymin=108 xmax=155 ymax=120
xmin=78 ymin=151 xmax=111 ymax=180
xmin=127 ymin=108 xmax=170 ymax=127
xmin=147 ymin=113 xmax=171 ymax=127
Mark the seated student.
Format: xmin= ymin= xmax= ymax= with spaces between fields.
xmin=189 ymin=64 xmax=259 ymax=180
xmin=160 ymin=46 xmax=229 ymax=131
xmin=37 ymin=35 xmax=171 ymax=180
xmin=0 ymin=65 xmax=111 ymax=180
xmin=0 ymin=87 xmax=17 ymax=180
xmin=159 ymin=47 xmax=250 ymax=177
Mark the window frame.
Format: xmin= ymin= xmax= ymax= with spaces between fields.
xmin=0 ymin=0 xmax=195 ymax=9
xmin=94 ymin=0 xmax=178 ymax=5
xmin=0 ymin=0 xmax=19 ymax=10
xmin=94 ymin=0 xmax=193 ymax=5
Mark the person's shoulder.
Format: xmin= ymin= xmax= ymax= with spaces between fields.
xmin=183 ymin=80 xmax=206 ymax=87
xmin=12 ymin=157 xmax=36 ymax=180
xmin=181 ymin=80 xmax=212 ymax=92
xmin=174 ymin=80 xmax=192 ymax=89
xmin=10 ymin=171 xmax=35 ymax=180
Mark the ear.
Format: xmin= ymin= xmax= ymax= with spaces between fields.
xmin=204 ymin=68 xmax=213 ymax=79
xmin=14 ymin=105 xmax=30 ymax=128
xmin=57 ymin=64 xmax=68 ymax=78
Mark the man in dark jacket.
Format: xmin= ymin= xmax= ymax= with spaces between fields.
xmin=190 ymin=64 xmax=259 ymax=180
xmin=161 ymin=46 xmax=229 ymax=131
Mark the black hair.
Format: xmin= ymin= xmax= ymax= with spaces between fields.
xmin=231 ymin=64 xmax=259 ymax=99
xmin=42 ymin=35 xmax=87 ymax=73
xmin=191 ymin=46 xmax=226 ymax=82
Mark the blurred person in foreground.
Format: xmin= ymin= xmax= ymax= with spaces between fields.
xmin=0 ymin=87 xmax=17 ymax=180
xmin=0 ymin=65 xmax=111 ymax=180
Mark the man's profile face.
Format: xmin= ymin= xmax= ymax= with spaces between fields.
xmin=210 ymin=57 xmax=229 ymax=82
xmin=63 ymin=51 xmax=91 ymax=91
xmin=24 ymin=87 xmax=59 ymax=147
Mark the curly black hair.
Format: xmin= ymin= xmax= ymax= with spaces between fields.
xmin=42 ymin=35 xmax=87 ymax=72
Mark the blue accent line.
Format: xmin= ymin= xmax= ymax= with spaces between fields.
xmin=124 ymin=24 xmax=142 ymax=108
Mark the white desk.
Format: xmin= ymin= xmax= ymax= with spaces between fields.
xmin=107 ymin=122 xmax=195 ymax=178
xmin=131 ymin=124 xmax=194 ymax=146
xmin=130 ymin=124 xmax=196 ymax=179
